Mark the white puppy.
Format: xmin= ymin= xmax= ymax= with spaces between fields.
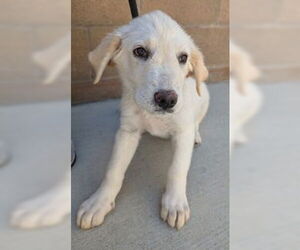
xmin=230 ymin=41 xmax=262 ymax=151
xmin=77 ymin=11 xmax=210 ymax=230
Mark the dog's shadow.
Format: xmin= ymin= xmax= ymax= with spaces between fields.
xmin=120 ymin=133 xmax=173 ymax=204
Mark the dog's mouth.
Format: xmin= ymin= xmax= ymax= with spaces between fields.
xmin=154 ymin=108 xmax=174 ymax=114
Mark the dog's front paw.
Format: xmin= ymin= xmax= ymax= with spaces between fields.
xmin=160 ymin=192 xmax=190 ymax=230
xmin=11 ymin=190 xmax=70 ymax=229
xmin=235 ymin=131 xmax=248 ymax=144
xmin=77 ymin=193 xmax=115 ymax=230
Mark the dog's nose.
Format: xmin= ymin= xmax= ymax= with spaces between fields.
xmin=154 ymin=90 xmax=178 ymax=110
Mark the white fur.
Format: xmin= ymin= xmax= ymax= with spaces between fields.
xmin=230 ymin=41 xmax=262 ymax=151
xmin=11 ymin=173 xmax=70 ymax=229
xmin=77 ymin=11 xmax=210 ymax=230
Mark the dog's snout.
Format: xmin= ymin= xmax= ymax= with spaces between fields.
xmin=154 ymin=90 xmax=178 ymax=110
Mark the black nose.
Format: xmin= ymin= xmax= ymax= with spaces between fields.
xmin=154 ymin=90 xmax=178 ymax=110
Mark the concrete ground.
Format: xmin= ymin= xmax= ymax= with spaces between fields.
xmin=71 ymin=83 xmax=229 ymax=250
xmin=231 ymin=82 xmax=300 ymax=250
xmin=0 ymin=101 xmax=70 ymax=250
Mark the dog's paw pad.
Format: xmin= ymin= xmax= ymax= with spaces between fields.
xmin=77 ymin=195 xmax=114 ymax=230
xmin=235 ymin=132 xmax=248 ymax=144
xmin=11 ymin=197 xmax=69 ymax=229
xmin=161 ymin=192 xmax=190 ymax=230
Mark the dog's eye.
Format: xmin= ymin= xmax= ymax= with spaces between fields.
xmin=133 ymin=47 xmax=149 ymax=60
xmin=178 ymin=53 xmax=188 ymax=64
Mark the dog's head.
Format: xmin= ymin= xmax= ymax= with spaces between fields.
xmin=89 ymin=11 xmax=208 ymax=114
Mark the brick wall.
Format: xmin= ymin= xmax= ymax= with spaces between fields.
xmin=231 ymin=0 xmax=300 ymax=83
xmin=72 ymin=0 xmax=229 ymax=103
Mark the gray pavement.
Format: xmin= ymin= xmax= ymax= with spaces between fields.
xmin=1 ymin=81 xmax=298 ymax=250
xmin=71 ymin=82 xmax=229 ymax=250
xmin=231 ymin=82 xmax=300 ymax=250
xmin=0 ymin=101 xmax=71 ymax=250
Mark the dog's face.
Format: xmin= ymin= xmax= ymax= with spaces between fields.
xmin=89 ymin=11 xmax=208 ymax=114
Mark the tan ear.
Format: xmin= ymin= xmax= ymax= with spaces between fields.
xmin=236 ymin=60 xmax=260 ymax=95
xmin=230 ymin=42 xmax=260 ymax=95
xmin=88 ymin=33 xmax=121 ymax=84
xmin=190 ymin=49 xmax=209 ymax=96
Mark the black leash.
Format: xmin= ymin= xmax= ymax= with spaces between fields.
xmin=128 ymin=0 xmax=139 ymax=18
xmin=71 ymin=140 xmax=76 ymax=167
xmin=72 ymin=1 xmax=139 ymax=168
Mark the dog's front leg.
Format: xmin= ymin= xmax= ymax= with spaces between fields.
xmin=77 ymin=128 xmax=141 ymax=229
xmin=161 ymin=128 xmax=195 ymax=230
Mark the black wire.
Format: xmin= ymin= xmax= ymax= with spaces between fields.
xmin=128 ymin=0 xmax=139 ymax=18
xmin=72 ymin=1 xmax=139 ymax=169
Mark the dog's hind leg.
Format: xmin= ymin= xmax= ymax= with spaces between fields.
xmin=194 ymin=99 xmax=209 ymax=146
xmin=194 ymin=123 xmax=202 ymax=146
xmin=235 ymin=127 xmax=248 ymax=144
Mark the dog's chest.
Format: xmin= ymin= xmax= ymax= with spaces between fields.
xmin=140 ymin=114 xmax=174 ymax=138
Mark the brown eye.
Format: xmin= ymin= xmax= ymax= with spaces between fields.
xmin=133 ymin=47 xmax=149 ymax=60
xmin=178 ymin=53 xmax=188 ymax=64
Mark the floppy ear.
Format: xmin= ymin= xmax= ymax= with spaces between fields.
xmin=230 ymin=42 xmax=260 ymax=94
xmin=88 ymin=33 xmax=121 ymax=84
xmin=190 ymin=49 xmax=209 ymax=96
xmin=235 ymin=59 xmax=260 ymax=95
